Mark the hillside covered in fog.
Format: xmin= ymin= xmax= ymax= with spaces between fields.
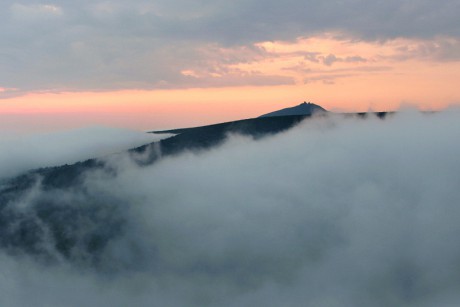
xmin=1 ymin=108 xmax=460 ymax=306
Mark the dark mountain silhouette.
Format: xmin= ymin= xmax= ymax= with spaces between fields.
xmin=0 ymin=106 xmax=390 ymax=268
xmin=0 ymin=113 xmax=319 ymax=266
xmin=259 ymin=101 xmax=327 ymax=118
xmin=1 ymin=113 xmax=320 ymax=205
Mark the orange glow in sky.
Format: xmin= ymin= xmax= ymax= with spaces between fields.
xmin=1 ymin=34 xmax=459 ymax=133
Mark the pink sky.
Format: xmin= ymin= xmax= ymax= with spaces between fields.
xmin=2 ymin=0 xmax=460 ymax=135
xmin=2 ymin=35 xmax=459 ymax=133
xmin=0 ymin=4 xmax=460 ymax=137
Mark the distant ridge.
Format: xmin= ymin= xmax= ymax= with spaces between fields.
xmin=259 ymin=101 xmax=327 ymax=118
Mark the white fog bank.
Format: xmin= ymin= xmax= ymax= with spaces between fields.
xmin=1 ymin=110 xmax=460 ymax=306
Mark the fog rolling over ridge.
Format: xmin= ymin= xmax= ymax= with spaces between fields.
xmin=0 ymin=126 xmax=173 ymax=180
xmin=1 ymin=110 xmax=460 ymax=306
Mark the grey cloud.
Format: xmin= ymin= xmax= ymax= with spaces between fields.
xmin=321 ymin=54 xmax=367 ymax=66
xmin=295 ymin=52 xmax=369 ymax=66
xmin=1 ymin=0 xmax=460 ymax=94
xmin=177 ymin=0 xmax=460 ymax=42
xmin=385 ymin=37 xmax=460 ymax=62
xmin=304 ymin=73 xmax=352 ymax=84
xmin=345 ymin=55 xmax=367 ymax=63
xmin=286 ymin=64 xmax=391 ymax=74
xmin=2 ymin=110 xmax=460 ymax=305
xmin=322 ymin=54 xmax=339 ymax=66
xmin=303 ymin=52 xmax=321 ymax=63
xmin=297 ymin=66 xmax=391 ymax=84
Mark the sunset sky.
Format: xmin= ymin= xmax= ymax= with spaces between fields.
xmin=1 ymin=0 xmax=460 ymax=132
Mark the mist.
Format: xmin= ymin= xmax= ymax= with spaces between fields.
xmin=0 ymin=126 xmax=172 ymax=179
xmin=1 ymin=110 xmax=460 ymax=306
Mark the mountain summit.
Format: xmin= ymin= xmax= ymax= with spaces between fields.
xmin=259 ymin=102 xmax=327 ymax=118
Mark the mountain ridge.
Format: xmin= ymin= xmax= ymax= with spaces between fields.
xmin=0 ymin=109 xmax=391 ymax=266
xmin=259 ymin=101 xmax=327 ymax=118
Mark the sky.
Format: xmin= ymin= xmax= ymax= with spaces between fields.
xmin=1 ymin=0 xmax=460 ymax=132
xmin=2 ymin=111 xmax=460 ymax=306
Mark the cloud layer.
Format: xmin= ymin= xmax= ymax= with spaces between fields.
xmin=1 ymin=0 xmax=460 ymax=95
xmin=1 ymin=110 xmax=460 ymax=306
